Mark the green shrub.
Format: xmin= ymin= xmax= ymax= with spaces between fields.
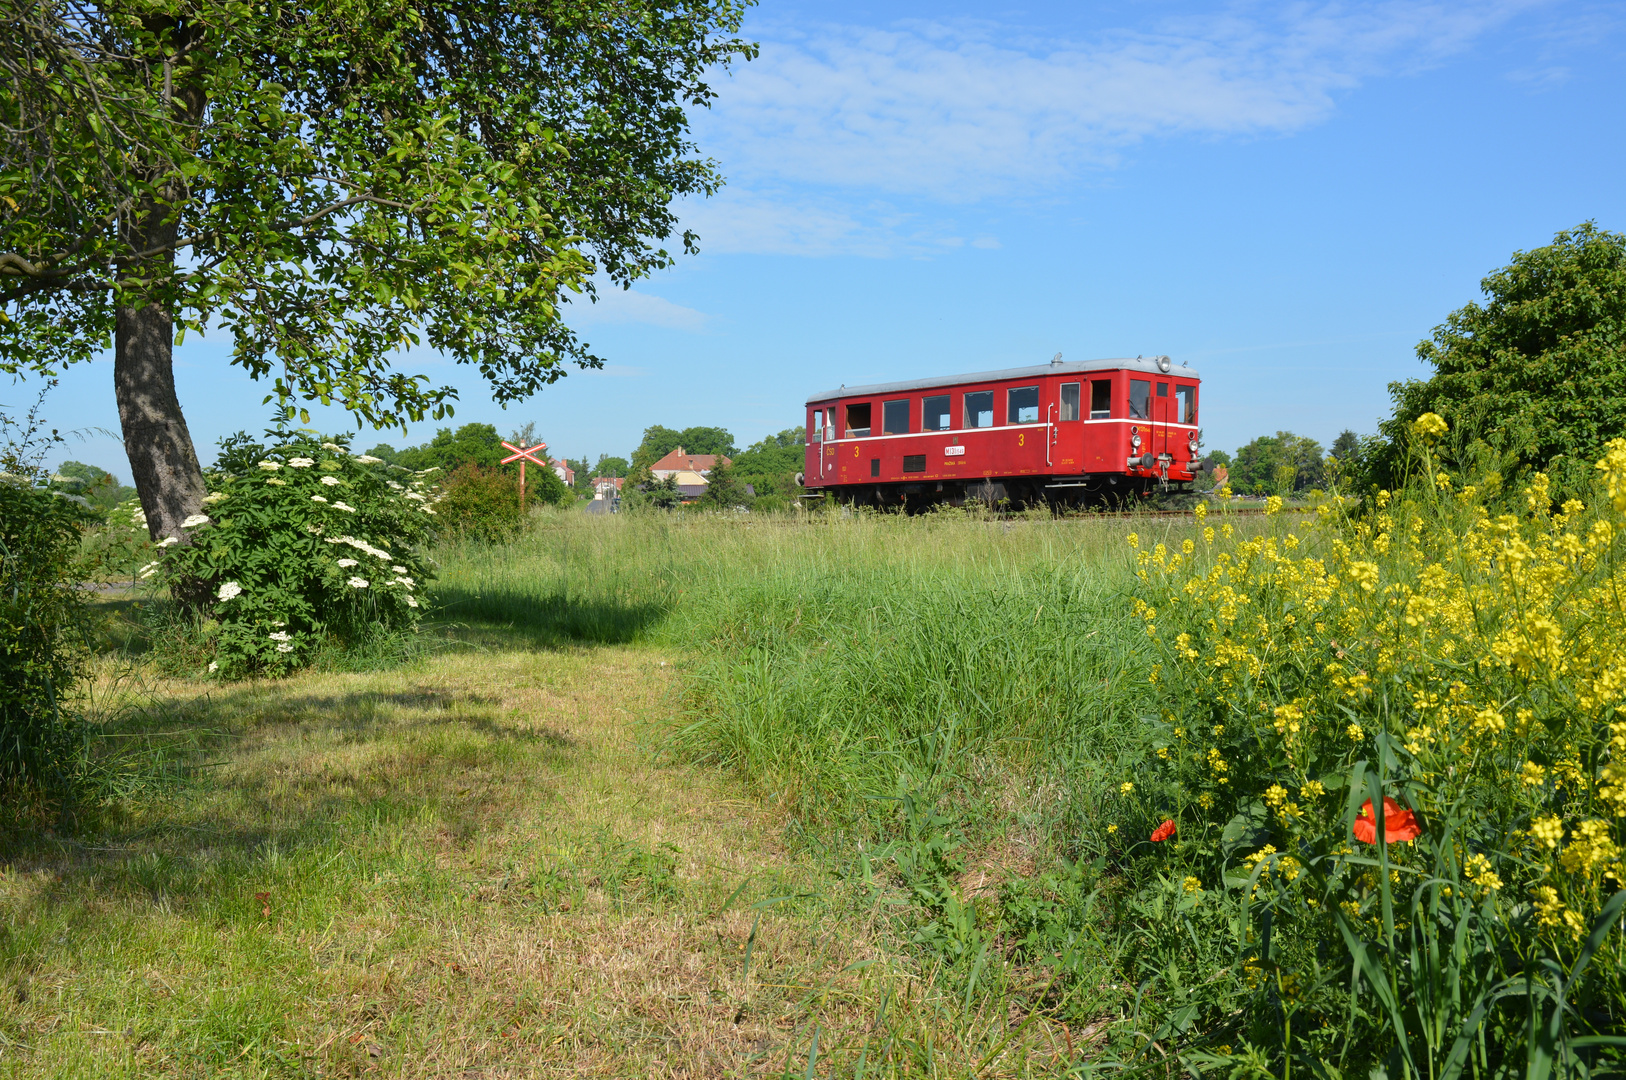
xmin=0 ymin=481 xmax=91 ymax=786
xmin=145 ymin=433 xmax=436 ymax=677
xmin=432 ymin=459 xmax=571 ymax=540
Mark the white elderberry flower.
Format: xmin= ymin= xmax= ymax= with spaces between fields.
xmin=181 ymin=513 xmax=211 ymax=528
xmin=331 ymin=501 xmax=356 ymax=513
xmin=391 ymin=565 xmax=407 ymax=573
xmin=311 ymin=495 xmax=328 ymax=503
xmin=337 ymin=558 xmax=358 ymax=567
xmin=272 ymin=621 xmax=286 ymax=627
xmin=217 ymin=581 xmax=243 ymax=601
xmin=288 ymin=457 xmax=315 ymax=468
xmin=347 ymin=576 xmax=369 ymax=589
xmin=321 ymin=443 xmax=346 ymax=453
xmin=157 ymin=536 xmax=179 ymax=547
xmin=320 ymin=475 xmax=341 ymax=486
xmin=356 ymin=455 xmax=383 ymax=465
xmin=266 ymin=477 xmax=286 ymax=486
xmin=202 ymin=492 xmax=227 ymax=504
xmin=257 ymin=460 xmax=282 ymax=471
xmin=405 ymin=491 xmax=425 ymax=501
xmin=404 ymin=595 xmax=419 ymax=608
xmin=208 ymin=661 xmax=219 ymax=672
xmin=392 ymin=576 xmax=415 ymax=588
xmin=275 ymin=643 xmax=294 ymax=653
xmin=131 ymin=508 xmax=147 ymax=523
xmin=386 ymin=480 xmax=404 ymax=491
xmin=138 ymin=561 xmax=159 ymax=578
xmin=268 ymin=631 xmax=291 ymax=642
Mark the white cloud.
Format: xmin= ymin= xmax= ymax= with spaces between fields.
xmin=679 ymin=189 xmax=974 ymax=258
xmin=683 ymin=1 xmax=1545 ymax=254
xmin=563 ymin=286 xmax=708 ymax=331
xmin=699 ymin=3 xmax=1538 ymax=201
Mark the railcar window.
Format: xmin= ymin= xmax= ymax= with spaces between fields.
xmin=1129 ymin=380 xmax=1151 ymax=420
xmin=1060 ymin=383 xmax=1080 ymax=421
xmin=883 ymin=399 xmax=911 ymax=435
xmin=1157 ymin=382 xmax=1168 ymax=397
xmin=811 ymin=410 xmax=823 ymax=442
xmin=1176 ymin=385 xmax=1195 ymax=425
xmin=845 ymin=402 xmax=871 ymax=438
xmin=1090 ymin=380 xmax=1112 ymax=419
xmin=923 ymin=395 xmax=952 ymax=430
xmin=965 ymin=391 xmax=994 ymax=428
xmin=1007 ymin=386 xmax=1039 ymax=424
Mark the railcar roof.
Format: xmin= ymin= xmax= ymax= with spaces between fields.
xmin=806 ymin=356 xmax=1199 ymax=404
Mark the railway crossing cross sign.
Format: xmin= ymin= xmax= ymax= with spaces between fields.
xmin=500 ymin=440 xmax=549 ymax=509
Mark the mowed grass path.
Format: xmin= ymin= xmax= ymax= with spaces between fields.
xmin=1 ymin=646 xmax=882 ymax=1077
xmin=2 ymin=642 xmax=1083 ymax=1078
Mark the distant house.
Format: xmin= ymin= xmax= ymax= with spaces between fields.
xmin=649 ymin=446 xmax=731 ymax=482
xmin=592 ymin=477 xmax=624 ymax=501
xmin=670 ymin=469 xmax=710 ymax=501
xmin=1211 ymin=464 xmax=1230 ymax=491
xmin=551 ymin=459 xmax=575 ymax=486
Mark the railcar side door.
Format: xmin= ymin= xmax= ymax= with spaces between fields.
xmin=1054 ymin=380 xmax=1083 ymax=471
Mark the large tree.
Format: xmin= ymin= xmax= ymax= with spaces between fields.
xmin=0 ymin=0 xmax=754 ymax=542
xmin=1365 ymin=223 xmax=1626 ymax=496
xmin=1229 ymin=432 xmax=1325 ymax=495
xmin=627 ymin=423 xmax=735 ymax=475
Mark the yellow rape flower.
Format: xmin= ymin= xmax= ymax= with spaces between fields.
xmin=1530 ymin=815 xmax=1565 ymax=849
xmin=1119 ymin=782 xmax=1134 ymax=795
xmin=1464 ymin=853 xmax=1503 ymax=892
xmin=1413 ymin=412 xmax=1448 ymax=440
xmin=1182 ymin=876 xmax=1203 ymax=895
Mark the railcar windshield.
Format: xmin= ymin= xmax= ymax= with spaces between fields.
xmin=1176 ymin=385 xmax=1195 ymax=424
xmin=811 ymin=410 xmax=823 ymax=441
xmin=965 ymin=391 xmax=994 ymax=428
xmin=924 ymin=395 xmax=952 ymax=430
xmin=1007 ymin=386 xmax=1039 ymax=423
xmin=1129 ymin=380 xmax=1151 ymax=420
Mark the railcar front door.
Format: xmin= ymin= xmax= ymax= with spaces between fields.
xmin=1151 ymin=380 xmax=1176 ymax=470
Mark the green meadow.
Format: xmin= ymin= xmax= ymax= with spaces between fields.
xmin=3 ymin=509 xmax=1203 ymax=1078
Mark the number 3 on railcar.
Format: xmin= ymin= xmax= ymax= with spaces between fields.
xmin=797 ymin=355 xmax=1209 ymax=509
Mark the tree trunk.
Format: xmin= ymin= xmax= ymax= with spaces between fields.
xmin=114 ymin=278 xmax=206 ymax=545
xmin=116 ymin=16 xmax=209 ymax=550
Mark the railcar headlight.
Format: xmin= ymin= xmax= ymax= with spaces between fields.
xmin=1187 ymin=432 xmax=1199 ymax=454
xmin=1131 ymin=432 xmax=1142 ymax=450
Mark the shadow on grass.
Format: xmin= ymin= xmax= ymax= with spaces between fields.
xmin=0 ymin=674 xmax=581 ymax=906
xmin=428 ymin=585 xmax=671 ymax=648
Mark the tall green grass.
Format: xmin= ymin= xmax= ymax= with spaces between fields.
xmin=430 ymin=509 xmax=1200 ymax=843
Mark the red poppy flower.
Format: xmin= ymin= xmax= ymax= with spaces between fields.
xmin=1150 ymin=819 xmax=1177 ymax=843
xmin=1353 ymin=797 xmax=1422 ymax=844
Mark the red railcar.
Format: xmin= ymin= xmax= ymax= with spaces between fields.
xmin=801 ymin=355 xmax=1206 ymax=508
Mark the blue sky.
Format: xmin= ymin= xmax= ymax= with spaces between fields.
xmin=22 ymin=0 xmax=1626 ymax=480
